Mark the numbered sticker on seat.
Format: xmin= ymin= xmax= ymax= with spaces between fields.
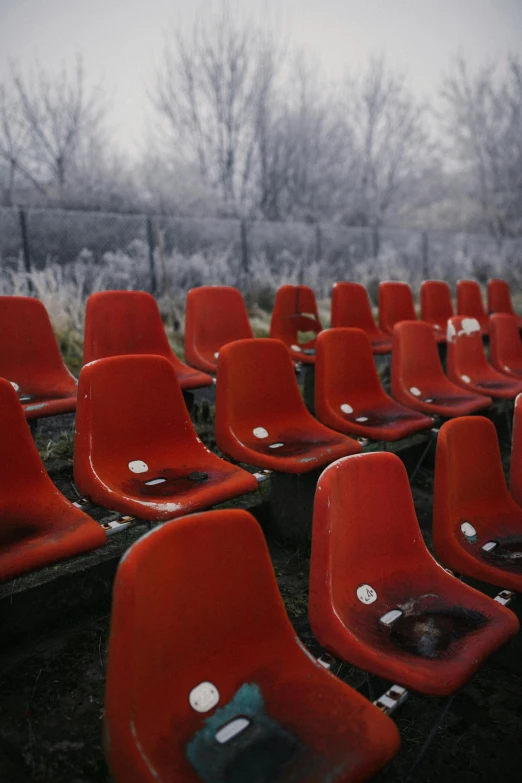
xmin=357 ymin=584 xmax=377 ymax=605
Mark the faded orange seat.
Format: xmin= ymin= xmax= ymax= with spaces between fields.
xmin=315 ymin=328 xmax=433 ymax=441
xmin=84 ymin=290 xmax=212 ymax=390
xmin=488 ymin=278 xmax=522 ymax=327
xmin=0 ymin=295 xmax=77 ymax=419
xmin=74 ymin=355 xmax=257 ymax=521
xmin=446 ymin=315 xmax=522 ymax=400
xmin=489 ymin=314 xmax=522 ymax=379
xmin=215 ymin=338 xmax=360 ymax=472
xmin=434 ymin=416 xmax=522 ymax=593
xmin=269 ymin=285 xmax=322 ymax=364
xmin=309 ymin=452 xmax=519 ymax=696
xmin=456 ymin=280 xmax=489 ymax=335
xmin=104 ymin=508 xmax=400 ymax=783
xmin=184 ymin=285 xmax=253 ymax=373
xmin=0 ymin=378 xmax=106 ymax=583
xmin=330 ymin=282 xmax=392 ymax=355
xmin=420 ymin=280 xmax=454 ymax=338
xmin=391 ymin=321 xmax=492 ymax=418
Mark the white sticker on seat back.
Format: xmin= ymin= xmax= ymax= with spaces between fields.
xmin=189 ymin=682 xmax=220 ymax=713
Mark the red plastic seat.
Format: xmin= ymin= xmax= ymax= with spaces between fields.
xmin=0 ymin=378 xmax=106 ymax=583
xmin=315 ymin=328 xmax=433 ymax=441
xmin=487 ymin=278 xmax=522 ymax=327
xmin=391 ymin=321 xmax=492 ymax=417
xmin=74 ymin=355 xmax=258 ymax=521
xmin=456 ymin=280 xmax=489 ymax=335
xmin=489 ymin=313 xmax=522 ymax=378
xmin=510 ymin=393 xmax=522 ymax=507
xmin=215 ymin=338 xmax=360 ymax=472
xmin=184 ymin=286 xmax=254 ymax=373
xmin=0 ymin=295 xmax=77 ymax=419
xmin=446 ymin=315 xmax=522 ymax=400
xmin=84 ymin=291 xmax=212 ymax=390
xmin=104 ymin=509 xmax=400 ymax=783
xmin=380 ymin=281 xmax=445 ymax=344
xmin=269 ymin=285 xmax=322 ymax=364
xmin=309 ymin=452 xmax=519 ymax=696
xmin=434 ymin=416 xmax=522 ymax=592
xmin=330 ymin=282 xmax=392 ymax=355
xmin=420 ymin=280 xmax=454 ymax=338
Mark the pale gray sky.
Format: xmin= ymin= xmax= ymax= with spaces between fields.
xmin=1 ymin=0 xmax=521 ymax=157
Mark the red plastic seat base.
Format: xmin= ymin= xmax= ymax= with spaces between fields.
xmin=21 ymin=393 xmax=77 ymax=419
xmin=332 ymin=401 xmax=433 ymax=441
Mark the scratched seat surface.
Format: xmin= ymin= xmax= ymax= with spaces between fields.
xmin=84 ymin=290 xmax=212 ymax=390
xmin=0 ymin=379 xmax=106 ymax=583
xmin=490 ymin=314 xmax=522 ymax=378
xmin=215 ymin=338 xmax=361 ymax=473
xmin=509 ymin=394 xmax=522 ymax=508
xmin=446 ymin=316 xmax=522 ymax=400
xmin=391 ymin=321 xmax=492 ymax=418
xmin=456 ymin=280 xmax=489 ymax=335
xmin=74 ymin=355 xmax=258 ymax=521
xmin=420 ymin=280 xmax=454 ymax=339
xmin=487 ymin=278 xmax=522 ymax=327
xmin=104 ymin=509 xmax=400 ymax=783
xmin=0 ymin=295 xmax=77 ymax=419
xmin=315 ymin=328 xmax=433 ymax=441
xmin=330 ymin=282 xmax=392 ymax=355
xmin=184 ymin=285 xmax=253 ymax=373
xmin=269 ymin=285 xmax=322 ymax=364
xmin=309 ymin=452 xmax=519 ymax=697
xmin=434 ymin=416 xmax=522 ymax=593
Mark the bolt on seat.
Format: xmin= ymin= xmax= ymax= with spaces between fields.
xmin=74 ymin=355 xmax=258 ymax=521
xmin=456 ymin=280 xmax=489 ymax=335
xmin=446 ymin=316 xmax=522 ymax=399
xmin=487 ymin=278 xmax=522 ymax=328
xmin=0 ymin=295 xmax=77 ymax=419
xmin=490 ymin=314 xmax=522 ymax=379
xmin=309 ymin=452 xmax=519 ymax=697
xmin=420 ymin=279 xmax=454 ymax=338
xmin=0 ymin=379 xmax=106 ymax=584
xmin=215 ymin=338 xmax=360 ymax=472
xmin=84 ymin=290 xmax=212 ymax=390
xmin=331 ymin=282 xmax=392 ymax=355
xmin=315 ymin=328 xmax=433 ymax=441
xmin=434 ymin=416 xmax=522 ymax=593
xmin=269 ymin=285 xmax=322 ymax=364
xmin=104 ymin=509 xmax=400 ymax=783
xmin=184 ymin=286 xmax=253 ymax=373
xmin=509 ymin=393 xmax=522 ymax=507
xmin=391 ymin=321 xmax=492 ymax=418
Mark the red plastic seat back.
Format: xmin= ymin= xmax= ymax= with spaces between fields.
xmin=105 ymin=509 xmax=303 ymax=782
xmin=510 ymin=394 xmax=522 ymax=506
xmin=0 ymin=296 xmax=75 ymax=393
xmin=456 ymin=280 xmax=488 ymax=326
xmin=420 ymin=280 xmax=453 ymax=326
xmin=378 ymin=282 xmax=417 ymax=334
xmin=446 ymin=315 xmax=490 ymax=378
xmin=83 ymin=291 xmax=174 ymax=364
xmin=392 ymin=320 xmax=445 ymax=390
xmin=330 ymin=282 xmax=378 ymax=331
xmin=488 ymin=279 xmax=516 ymax=316
xmin=269 ymin=285 xmax=322 ymax=349
xmin=184 ymin=286 xmax=253 ymax=370
xmin=490 ymin=314 xmax=522 ymax=373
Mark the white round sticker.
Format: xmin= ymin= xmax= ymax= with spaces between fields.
xmin=357 ymin=584 xmax=377 ymax=605
xmin=253 ymin=427 xmax=268 ymax=439
xmin=356 ymin=416 xmax=368 ymax=423
xmin=189 ymin=681 xmax=220 ymax=713
xmin=128 ymin=460 xmax=149 ymax=474
xmin=461 ymin=522 xmax=477 ymax=538
xmin=410 ymin=387 xmax=421 ymax=397
xmin=10 ymin=381 xmax=20 ymax=392
xmin=461 ymin=375 xmax=471 ymax=383
xmin=341 ymin=403 xmax=353 ymax=414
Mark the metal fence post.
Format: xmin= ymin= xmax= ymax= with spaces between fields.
xmin=146 ymin=216 xmax=157 ymax=296
xmin=18 ymin=207 xmax=35 ymax=295
xmin=240 ymin=219 xmax=249 ymax=292
xmin=422 ymin=229 xmax=429 ymax=278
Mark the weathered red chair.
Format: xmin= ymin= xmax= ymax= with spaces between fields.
xmin=309 ymin=452 xmax=519 ymax=696
xmin=510 ymin=393 xmax=522 ymax=507
xmin=0 ymin=295 xmax=77 ymax=419
xmin=269 ymin=285 xmax=322 ymax=364
xmin=391 ymin=321 xmax=492 ymax=418
xmin=446 ymin=315 xmax=522 ymax=399
xmin=456 ymin=280 xmax=489 ymax=335
xmin=330 ymin=282 xmax=392 ymax=355
xmin=84 ymin=291 xmax=212 ymax=390
xmin=487 ymin=278 xmax=522 ymax=327
xmin=420 ymin=280 xmax=454 ymax=339
xmin=489 ymin=314 xmax=522 ymax=379
xmin=184 ymin=286 xmax=254 ymax=373
xmin=0 ymin=378 xmax=106 ymax=583
xmin=434 ymin=416 xmax=522 ymax=592
xmin=315 ymin=328 xmax=433 ymax=441
xmin=104 ymin=509 xmax=400 ymax=783
xmin=215 ymin=338 xmax=360 ymax=472
xmin=74 ymin=355 xmax=258 ymax=521
xmin=379 ymin=281 xmax=417 ymax=334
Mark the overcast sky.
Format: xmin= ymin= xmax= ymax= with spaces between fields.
xmin=1 ymin=0 xmax=521 ymax=157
